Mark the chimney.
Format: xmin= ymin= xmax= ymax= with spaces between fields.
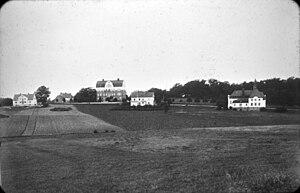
xmin=117 ymin=78 xmax=120 ymax=81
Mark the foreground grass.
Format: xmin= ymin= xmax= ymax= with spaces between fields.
xmin=75 ymin=104 xmax=300 ymax=131
xmin=2 ymin=128 xmax=299 ymax=193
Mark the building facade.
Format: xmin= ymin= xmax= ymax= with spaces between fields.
xmin=130 ymin=91 xmax=155 ymax=106
xmin=13 ymin=93 xmax=37 ymax=106
xmin=228 ymin=82 xmax=266 ymax=111
xmin=95 ymin=79 xmax=126 ymax=102
xmin=54 ymin=93 xmax=73 ymax=103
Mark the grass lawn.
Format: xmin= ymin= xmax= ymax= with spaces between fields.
xmin=74 ymin=104 xmax=300 ymax=131
xmin=1 ymin=105 xmax=299 ymax=192
xmin=1 ymin=128 xmax=300 ymax=193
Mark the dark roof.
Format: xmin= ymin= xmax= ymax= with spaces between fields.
xmin=232 ymin=98 xmax=249 ymax=103
xmin=230 ymin=88 xmax=265 ymax=98
xmin=13 ymin=93 xmax=35 ymax=101
xmin=131 ymin=91 xmax=154 ymax=98
xmin=96 ymin=79 xmax=124 ymax=88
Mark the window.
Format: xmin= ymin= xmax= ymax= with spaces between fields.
xmin=254 ymin=103 xmax=256 ymax=106
xmin=239 ymin=104 xmax=242 ymax=106
xmin=234 ymin=104 xmax=236 ymax=106
xmin=258 ymin=103 xmax=260 ymax=106
xmin=254 ymin=98 xmax=256 ymax=101
xmin=251 ymin=103 xmax=253 ymax=106
xmin=246 ymin=104 xmax=247 ymax=106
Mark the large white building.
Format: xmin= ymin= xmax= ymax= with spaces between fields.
xmin=13 ymin=93 xmax=37 ymax=106
xmin=130 ymin=91 xmax=155 ymax=106
xmin=228 ymin=82 xmax=266 ymax=111
xmin=95 ymin=78 xmax=126 ymax=102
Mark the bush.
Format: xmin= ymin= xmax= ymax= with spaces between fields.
xmin=259 ymin=107 xmax=267 ymax=112
xmin=0 ymin=98 xmax=13 ymax=106
xmin=42 ymin=102 xmax=49 ymax=107
xmin=274 ymin=107 xmax=287 ymax=113
xmin=50 ymin=107 xmax=72 ymax=111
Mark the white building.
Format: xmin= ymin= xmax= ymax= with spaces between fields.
xmin=130 ymin=91 xmax=155 ymax=106
xmin=228 ymin=82 xmax=266 ymax=111
xmin=13 ymin=93 xmax=37 ymax=106
xmin=95 ymin=78 xmax=126 ymax=102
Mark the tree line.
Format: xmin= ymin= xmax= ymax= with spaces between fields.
xmin=148 ymin=77 xmax=300 ymax=107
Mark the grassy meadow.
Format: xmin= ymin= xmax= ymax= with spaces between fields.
xmin=75 ymin=104 xmax=300 ymax=131
xmin=0 ymin=104 xmax=299 ymax=192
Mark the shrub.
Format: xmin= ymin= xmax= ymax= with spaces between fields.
xmin=274 ymin=107 xmax=287 ymax=113
xmin=50 ymin=107 xmax=72 ymax=111
xmin=0 ymin=98 xmax=13 ymax=106
xmin=259 ymin=107 xmax=267 ymax=112
xmin=0 ymin=114 xmax=9 ymax=118
xmin=42 ymin=102 xmax=49 ymax=107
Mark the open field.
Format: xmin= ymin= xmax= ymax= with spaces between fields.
xmin=75 ymin=104 xmax=300 ymax=131
xmin=1 ymin=105 xmax=300 ymax=192
xmin=0 ymin=105 xmax=123 ymax=137
xmin=1 ymin=126 xmax=300 ymax=193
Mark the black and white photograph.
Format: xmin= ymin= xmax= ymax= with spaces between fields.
xmin=0 ymin=0 xmax=299 ymax=192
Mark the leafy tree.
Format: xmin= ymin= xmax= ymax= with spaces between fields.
xmin=148 ymin=88 xmax=167 ymax=105
xmin=0 ymin=98 xmax=13 ymax=106
xmin=35 ymin=86 xmax=51 ymax=103
xmin=74 ymin=88 xmax=97 ymax=102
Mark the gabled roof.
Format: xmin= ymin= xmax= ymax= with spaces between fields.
xmin=96 ymin=79 xmax=124 ymax=88
xmin=13 ymin=93 xmax=35 ymax=101
xmin=131 ymin=91 xmax=154 ymax=98
xmin=230 ymin=88 xmax=265 ymax=98
xmin=232 ymin=98 xmax=249 ymax=103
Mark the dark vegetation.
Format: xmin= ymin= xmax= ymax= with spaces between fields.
xmin=74 ymin=87 xmax=97 ymax=102
xmin=50 ymin=107 xmax=72 ymax=111
xmin=2 ymin=129 xmax=299 ymax=193
xmin=0 ymin=113 xmax=9 ymax=118
xmin=35 ymin=85 xmax=51 ymax=103
xmin=75 ymin=104 xmax=300 ymax=131
xmin=0 ymin=98 xmax=13 ymax=107
xmin=148 ymin=77 xmax=300 ymax=107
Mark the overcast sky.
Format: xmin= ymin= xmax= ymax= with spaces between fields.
xmin=0 ymin=0 xmax=299 ymax=99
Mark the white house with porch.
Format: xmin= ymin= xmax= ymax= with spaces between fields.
xmin=130 ymin=91 xmax=155 ymax=106
xmin=13 ymin=93 xmax=37 ymax=106
xmin=228 ymin=81 xmax=266 ymax=111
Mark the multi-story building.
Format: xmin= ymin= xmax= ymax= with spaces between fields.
xmin=130 ymin=91 xmax=155 ymax=106
xmin=228 ymin=81 xmax=266 ymax=111
xmin=95 ymin=78 xmax=126 ymax=102
xmin=13 ymin=93 xmax=37 ymax=106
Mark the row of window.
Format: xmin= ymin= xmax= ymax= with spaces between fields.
xmin=234 ymin=103 xmax=261 ymax=107
xmin=100 ymin=92 xmax=124 ymax=97
xmin=132 ymin=98 xmax=152 ymax=101
xmin=250 ymin=98 xmax=261 ymax=101
xmin=15 ymin=101 xmax=34 ymax=104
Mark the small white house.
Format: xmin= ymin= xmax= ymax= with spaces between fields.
xmin=13 ymin=93 xmax=37 ymax=106
xmin=228 ymin=81 xmax=266 ymax=111
xmin=130 ymin=91 xmax=155 ymax=106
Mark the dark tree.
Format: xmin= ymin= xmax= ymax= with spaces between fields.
xmin=148 ymin=88 xmax=167 ymax=105
xmin=0 ymin=98 xmax=13 ymax=106
xmin=74 ymin=88 xmax=97 ymax=102
xmin=35 ymin=86 xmax=51 ymax=103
